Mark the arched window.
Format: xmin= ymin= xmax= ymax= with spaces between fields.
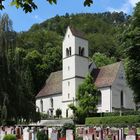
xmin=66 ymin=47 xmax=72 ymax=57
xmin=98 ymin=91 xmax=101 ymax=106
xmin=66 ymin=109 xmax=69 ymax=118
xmin=120 ymin=90 xmax=123 ymax=107
xmin=50 ymin=97 xmax=53 ymax=108
xmin=40 ymin=99 xmax=43 ymax=112
xmin=79 ymin=46 xmax=84 ymax=56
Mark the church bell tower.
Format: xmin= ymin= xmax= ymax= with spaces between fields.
xmin=62 ymin=26 xmax=89 ymax=117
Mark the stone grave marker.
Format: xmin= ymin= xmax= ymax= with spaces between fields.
xmin=51 ymin=131 xmax=58 ymax=140
xmin=83 ymin=134 xmax=93 ymax=140
xmin=23 ymin=127 xmax=29 ymax=140
xmin=66 ymin=129 xmax=73 ymax=140
xmin=126 ymin=135 xmax=136 ymax=140
xmin=48 ymin=127 xmax=53 ymax=139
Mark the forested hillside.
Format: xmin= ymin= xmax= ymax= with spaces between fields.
xmin=0 ymin=12 xmax=130 ymax=123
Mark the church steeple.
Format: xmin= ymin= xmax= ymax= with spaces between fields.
xmin=62 ymin=26 xmax=89 ymax=117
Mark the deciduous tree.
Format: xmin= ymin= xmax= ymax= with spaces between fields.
xmin=0 ymin=0 xmax=93 ymax=13
xmin=122 ymin=2 xmax=140 ymax=104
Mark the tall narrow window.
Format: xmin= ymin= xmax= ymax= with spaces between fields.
xmin=79 ymin=46 xmax=84 ymax=56
xmin=40 ymin=99 xmax=43 ymax=112
xmin=68 ymin=93 xmax=70 ymax=99
xmin=66 ymin=47 xmax=72 ymax=57
xmin=66 ymin=48 xmax=69 ymax=57
xmin=69 ymin=47 xmax=71 ymax=56
xmin=66 ymin=109 xmax=69 ymax=118
xmin=50 ymin=98 xmax=53 ymax=108
xmin=98 ymin=91 xmax=101 ymax=106
xmin=120 ymin=91 xmax=123 ymax=107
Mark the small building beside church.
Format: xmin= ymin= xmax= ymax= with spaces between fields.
xmin=36 ymin=26 xmax=135 ymax=118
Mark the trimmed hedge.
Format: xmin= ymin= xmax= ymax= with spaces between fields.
xmin=3 ymin=134 xmax=16 ymax=140
xmin=86 ymin=115 xmax=140 ymax=126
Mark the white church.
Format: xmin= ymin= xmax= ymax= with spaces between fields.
xmin=36 ymin=26 xmax=135 ymax=118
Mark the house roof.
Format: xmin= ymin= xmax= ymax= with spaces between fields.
xmin=69 ymin=26 xmax=87 ymax=40
xmin=36 ymin=62 xmax=121 ymax=98
xmin=36 ymin=70 xmax=62 ymax=98
xmin=92 ymin=62 xmax=121 ymax=88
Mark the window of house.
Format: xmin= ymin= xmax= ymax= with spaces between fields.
xmin=40 ymin=99 xmax=43 ymax=112
xmin=79 ymin=46 xmax=84 ymax=56
xmin=66 ymin=109 xmax=69 ymax=118
xmin=98 ymin=91 xmax=101 ymax=106
xmin=68 ymin=81 xmax=70 ymax=86
xmin=120 ymin=91 xmax=123 ymax=107
xmin=66 ymin=47 xmax=72 ymax=57
xmin=50 ymin=98 xmax=53 ymax=108
xmin=68 ymin=93 xmax=70 ymax=99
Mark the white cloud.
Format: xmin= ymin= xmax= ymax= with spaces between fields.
xmin=128 ymin=0 xmax=140 ymax=7
xmin=107 ymin=0 xmax=140 ymax=14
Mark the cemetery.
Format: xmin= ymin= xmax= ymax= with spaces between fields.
xmin=0 ymin=123 xmax=140 ymax=140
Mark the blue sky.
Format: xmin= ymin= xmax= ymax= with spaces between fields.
xmin=0 ymin=0 xmax=140 ymax=32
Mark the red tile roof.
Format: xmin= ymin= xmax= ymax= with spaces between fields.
xmin=92 ymin=62 xmax=121 ymax=88
xmin=36 ymin=62 xmax=121 ymax=98
xmin=69 ymin=26 xmax=87 ymax=40
xmin=36 ymin=71 xmax=62 ymax=98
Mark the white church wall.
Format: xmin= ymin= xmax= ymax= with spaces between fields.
xmin=36 ymin=93 xmax=62 ymax=116
xmin=62 ymin=79 xmax=76 ymax=101
xmin=75 ymin=56 xmax=89 ymax=77
xmin=63 ymin=57 xmax=75 ymax=79
xmin=112 ymin=63 xmax=135 ymax=110
xmin=61 ymin=101 xmax=73 ymax=118
xmin=97 ymin=87 xmax=111 ymax=113
xmin=75 ymin=37 xmax=88 ymax=57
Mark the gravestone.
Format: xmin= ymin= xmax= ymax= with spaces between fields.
xmin=48 ymin=128 xmax=53 ymax=139
xmin=126 ymin=135 xmax=136 ymax=140
xmin=66 ymin=129 xmax=73 ymax=140
xmin=51 ymin=132 xmax=58 ymax=140
xmin=83 ymin=134 xmax=93 ymax=140
xmin=23 ymin=127 xmax=29 ymax=140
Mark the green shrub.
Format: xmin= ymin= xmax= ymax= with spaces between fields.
xmin=61 ymin=123 xmax=75 ymax=137
xmin=75 ymin=136 xmax=83 ymax=140
xmin=3 ymin=134 xmax=16 ymax=140
xmin=56 ymin=108 xmax=62 ymax=118
xmin=86 ymin=115 xmax=140 ymax=127
xmin=40 ymin=113 xmax=48 ymax=119
xmin=37 ymin=130 xmax=48 ymax=140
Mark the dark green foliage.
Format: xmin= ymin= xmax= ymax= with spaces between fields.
xmin=86 ymin=115 xmax=140 ymax=126
xmin=56 ymin=108 xmax=62 ymax=118
xmin=77 ymin=74 xmax=99 ymax=116
xmin=122 ymin=2 xmax=140 ymax=104
xmin=0 ymin=0 xmax=93 ymax=13
xmin=104 ymin=111 xmax=140 ymax=117
xmin=37 ymin=130 xmax=48 ymax=140
xmin=91 ymin=52 xmax=116 ymax=67
xmin=69 ymin=74 xmax=99 ymax=124
xmin=40 ymin=113 xmax=48 ymax=120
xmin=0 ymin=14 xmax=39 ymax=124
xmin=61 ymin=123 xmax=75 ymax=137
xmin=75 ymin=137 xmax=83 ymax=140
xmin=3 ymin=134 xmax=16 ymax=140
